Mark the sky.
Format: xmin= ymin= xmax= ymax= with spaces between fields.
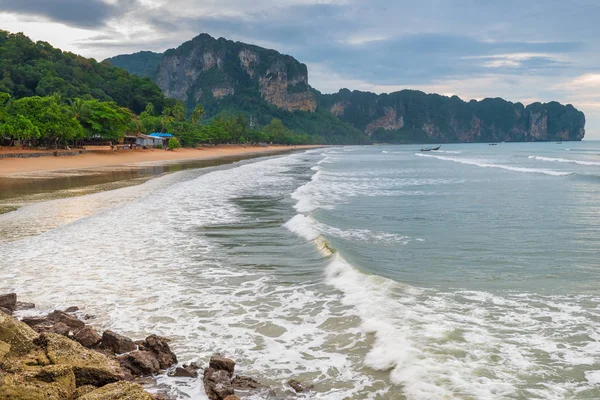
xmin=1 ymin=0 xmax=600 ymax=138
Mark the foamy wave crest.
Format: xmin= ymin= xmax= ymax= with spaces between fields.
xmin=325 ymin=255 xmax=600 ymax=399
xmin=528 ymin=155 xmax=600 ymax=166
xmin=416 ymin=153 xmax=572 ymax=176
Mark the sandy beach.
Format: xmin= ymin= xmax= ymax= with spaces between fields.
xmin=0 ymin=145 xmax=319 ymax=176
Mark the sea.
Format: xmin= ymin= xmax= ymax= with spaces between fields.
xmin=1 ymin=142 xmax=600 ymax=399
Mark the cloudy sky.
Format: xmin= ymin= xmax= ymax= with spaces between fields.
xmin=2 ymin=0 xmax=600 ymax=138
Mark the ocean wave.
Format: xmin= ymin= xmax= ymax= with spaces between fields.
xmin=416 ymin=153 xmax=572 ymax=176
xmin=528 ymin=155 xmax=600 ymax=166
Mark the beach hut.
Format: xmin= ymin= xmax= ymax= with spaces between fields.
xmin=148 ymin=133 xmax=174 ymax=148
xmin=136 ymin=134 xmax=164 ymax=148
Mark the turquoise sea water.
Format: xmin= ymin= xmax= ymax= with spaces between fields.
xmin=1 ymin=142 xmax=600 ymax=399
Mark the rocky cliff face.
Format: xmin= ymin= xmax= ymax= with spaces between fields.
xmin=109 ymin=34 xmax=316 ymax=113
xmin=319 ymin=89 xmax=585 ymax=143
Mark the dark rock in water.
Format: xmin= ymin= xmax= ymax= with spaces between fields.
xmin=48 ymin=310 xmax=85 ymax=331
xmin=223 ymin=396 xmax=241 ymax=400
xmin=142 ymin=335 xmax=177 ymax=369
xmin=119 ymin=350 xmax=161 ymax=376
xmin=209 ymin=354 xmax=235 ymax=375
xmin=74 ymin=326 xmax=102 ymax=348
xmin=22 ymin=316 xmax=52 ymax=327
xmin=232 ymin=375 xmax=261 ymax=390
xmin=83 ymin=314 xmax=95 ymax=320
xmin=64 ymin=306 xmax=80 ymax=313
xmin=169 ymin=362 xmax=201 ymax=378
xmin=52 ymin=322 xmax=71 ymax=336
xmin=15 ymin=301 xmax=35 ymax=310
xmin=0 ymin=293 xmax=17 ymax=312
xmin=288 ymin=379 xmax=314 ymax=393
xmin=203 ymin=367 xmax=234 ymax=400
xmin=0 ymin=307 xmax=12 ymax=316
xmin=102 ymin=330 xmax=137 ymax=354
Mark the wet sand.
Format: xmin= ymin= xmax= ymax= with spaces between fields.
xmin=0 ymin=145 xmax=321 ymax=212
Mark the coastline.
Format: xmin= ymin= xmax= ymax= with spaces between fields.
xmin=0 ymin=145 xmax=321 ymax=176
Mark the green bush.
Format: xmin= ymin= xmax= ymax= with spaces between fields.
xmin=168 ymin=137 xmax=181 ymax=150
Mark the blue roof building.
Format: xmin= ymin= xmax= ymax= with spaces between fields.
xmin=148 ymin=133 xmax=175 ymax=138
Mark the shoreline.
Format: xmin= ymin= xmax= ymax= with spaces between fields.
xmin=0 ymin=145 xmax=322 ymax=177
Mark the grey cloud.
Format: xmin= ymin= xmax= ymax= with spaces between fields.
xmin=0 ymin=0 xmax=137 ymax=28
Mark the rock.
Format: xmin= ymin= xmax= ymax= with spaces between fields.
xmin=102 ymin=330 xmax=137 ymax=354
xmin=22 ymin=316 xmax=52 ymax=327
xmin=72 ymin=385 xmax=97 ymax=398
xmin=34 ymin=333 xmax=125 ymax=387
xmin=232 ymin=375 xmax=261 ymax=390
xmin=0 ymin=310 xmax=38 ymax=355
xmin=0 ymin=340 xmax=11 ymax=360
xmin=288 ymin=379 xmax=314 ymax=393
xmin=0 ymin=293 xmax=17 ymax=312
xmin=51 ymin=322 xmax=71 ymax=336
xmin=47 ymin=310 xmax=85 ymax=331
xmin=203 ymin=368 xmax=234 ymax=400
xmin=64 ymin=306 xmax=80 ymax=313
xmin=77 ymin=381 xmax=154 ymax=400
xmin=74 ymin=326 xmax=102 ymax=348
xmin=15 ymin=301 xmax=35 ymax=310
xmin=118 ymin=350 xmax=160 ymax=376
xmin=168 ymin=362 xmax=201 ymax=378
xmin=142 ymin=334 xmax=177 ymax=369
xmin=224 ymin=396 xmax=241 ymax=400
xmin=209 ymin=354 xmax=235 ymax=375
xmin=0 ymin=307 xmax=12 ymax=316
xmin=0 ymin=364 xmax=77 ymax=399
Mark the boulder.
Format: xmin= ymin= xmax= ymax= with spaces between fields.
xmin=0 ymin=307 xmax=13 ymax=316
xmin=0 ymin=293 xmax=17 ymax=312
xmin=0 ymin=311 xmax=38 ymax=355
xmin=0 ymin=364 xmax=76 ymax=400
xmin=47 ymin=310 xmax=85 ymax=331
xmin=168 ymin=362 xmax=201 ymax=378
xmin=52 ymin=322 xmax=71 ymax=337
xmin=288 ymin=379 xmax=314 ymax=393
xmin=0 ymin=340 xmax=11 ymax=360
xmin=232 ymin=375 xmax=261 ymax=390
xmin=22 ymin=316 xmax=53 ymax=327
xmin=77 ymin=381 xmax=154 ymax=400
xmin=34 ymin=333 xmax=125 ymax=387
xmin=64 ymin=306 xmax=80 ymax=313
xmin=224 ymin=396 xmax=241 ymax=400
xmin=15 ymin=301 xmax=35 ymax=310
xmin=102 ymin=330 xmax=137 ymax=355
xmin=74 ymin=326 xmax=102 ymax=348
xmin=141 ymin=335 xmax=177 ymax=369
xmin=72 ymin=385 xmax=97 ymax=398
xmin=118 ymin=350 xmax=160 ymax=376
xmin=203 ymin=368 xmax=234 ymax=400
xmin=209 ymin=354 xmax=235 ymax=375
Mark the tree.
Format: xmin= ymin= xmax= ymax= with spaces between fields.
xmin=168 ymin=137 xmax=181 ymax=150
xmin=191 ymin=104 xmax=205 ymax=124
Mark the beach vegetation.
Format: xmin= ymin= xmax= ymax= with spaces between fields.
xmin=168 ymin=137 xmax=181 ymax=150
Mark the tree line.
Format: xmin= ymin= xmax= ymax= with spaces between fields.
xmin=0 ymin=93 xmax=316 ymax=148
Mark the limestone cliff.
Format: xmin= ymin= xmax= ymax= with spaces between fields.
xmin=108 ymin=34 xmax=316 ymax=113
xmin=319 ymin=89 xmax=586 ymax=143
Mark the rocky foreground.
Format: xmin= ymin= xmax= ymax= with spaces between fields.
xmin=0 ymin=294 xmax=312 ymax=399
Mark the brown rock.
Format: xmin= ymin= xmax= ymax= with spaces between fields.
xmin=64 ymin=306 xmax=80 ymax=313
xmin=209 ymin=354 xmax=235 ymax=375
xmin=232 ymin=375 xmax=261 ymax=390
xmin=0 ymin=307 xmax=12 ymax=316
xmin=77 ymin=381 xmax=154 ymax=400
xmin=102 ymin=330 xmax=137 ymax=354
xmin=35 ymin=333 xmax=125 ymax=387
xmin=224 ymin=396 xmax=241 ymax=400
xmin=143 ymin=335 xmax=177 ymax=369
xmin=74 ymin=326 xmax=102 ymax=348
xmin=168 ymin=362 xmax=200 ymax=378
xmin=48 ymin=310 xmax=85 ymax=331
xmin=0 ymin=293 xmax=17 ymax=312
xmin=0 ymin=311 xmax=38 ymax=355
xmin=15 ymin=301 xmax=35 ymax=310
xmin=118 ymin=350 xmax=160 ymax=376
xmin=22 ymin=316 xmax=52 ymax=327
xmin=52 ymin=322 xmax=71 ymax=336
xmin=288 ymin=379 xmax=314 ymax=393
xmin=203 ymin=368 xmax=234 ymax=400
xmin=72 ymin=385 xmax=97 ymax=398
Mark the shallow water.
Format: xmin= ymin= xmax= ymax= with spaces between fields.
xmin=1 ymin=143 xmax=600 ymax=399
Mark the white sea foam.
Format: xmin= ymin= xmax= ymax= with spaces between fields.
xmin=416 ymin=153 xmax=572 ymax=176
xmin=528 ymin=155 xmax=600 ymax=166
